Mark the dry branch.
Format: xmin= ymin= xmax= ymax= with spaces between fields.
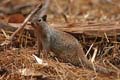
xmin=53 ymin=0 xmax=68 ymax=22
xmin=6 ymin=0 xmax=50 ymax=44
xmin=50 ymin=22 xmax=120 ymax=36
xmin=31 ymin=0 xmax=50 ymax=21
xmin=7 ymin=21 xmax=120 ymax=37
xmin=9 ymin=3 xmax=42 ymax=41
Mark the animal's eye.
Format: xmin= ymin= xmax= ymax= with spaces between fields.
xmin=38 ymin=18 xmax=42 ymax=22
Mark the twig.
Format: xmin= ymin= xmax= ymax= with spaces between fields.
xmin=91 ymin=47 xmax=98 ymax=63
xmin=53 ymin=0 xmax=68 ymax=23
xmin=91 ymin=61 xmax=97 ymax=75
xmin=10 ymin=0 xmax=50 ymax=42
xmin=0 ymin=73 xmax=7 ymax=79
xmin=85 ymin=43 xmax=94 ymax=57
xmin=0 ymin=3 xmax=42 ymax=46
xmin=101 ymin=46 xmax=114 ymax=57
xmin=10 ymin=3 xmax=42 ymax=40
xmin=106 ymin=60 xmax=120 ymax=71
xmin=31 ymin=0 xmax=50 ymax=20
xmin=104 ymin=32 xmax=109 ymax=42
xmin=0 ymin=28 xmax=9 ymax=39
xmin=39 ymin=0 xmax=50 ymax=17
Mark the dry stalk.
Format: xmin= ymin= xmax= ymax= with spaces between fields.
xmin=0 ymin=73 xmax=6 ymax=80
xmin=91 ymin=47 xmax=98 ymax=63
xmin=53 ymin=0 xmax=68 ymax=23
xmin=106 ymin=60 xmax=120 ymax=71
xmin=102 ymin=46 xmax=114 ymax=57
xmin=0 ymin=29 xmax=9 ymax=39
xmin=10 ymin=3 xmax=42 ymax=40
xmin=91 ymin=62 xmax=97 ymax=76
xmin=1 ymin=4 xmax=42 ymax=47
xmin=104 ymin=32 xmax=109 ymax=42
xmin=85 ymin=43 xmax=94 ymax=57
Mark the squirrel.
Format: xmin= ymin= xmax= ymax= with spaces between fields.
xmin=31 ymin=15 xmax=115 ymax=74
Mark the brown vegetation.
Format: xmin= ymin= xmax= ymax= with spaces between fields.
xmin=0 ymin=0 xmax=120 ymax=80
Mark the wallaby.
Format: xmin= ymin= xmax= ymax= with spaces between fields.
xmin=31 ymin=15 xmax=114 ymax=74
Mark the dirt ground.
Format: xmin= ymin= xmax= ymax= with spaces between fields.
xmin=0 ymin=0 xmax=120 ymax=80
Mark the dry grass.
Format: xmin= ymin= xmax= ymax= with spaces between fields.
xmin=0 ymin=0 xmax=120 ymax=80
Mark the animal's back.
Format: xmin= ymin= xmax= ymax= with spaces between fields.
xmin=49 ymin=28 xmax=114 ymax=73
xmin=49 ymin=29 xmax=85 ymax=65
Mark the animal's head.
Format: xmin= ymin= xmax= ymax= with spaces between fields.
xmin=37 ymin=15 xmax=47 ymax=23
xmin=37 ymin=15 xmax=48 ymax=27
xmin=31 ymin=15 xmax=47 ymax=28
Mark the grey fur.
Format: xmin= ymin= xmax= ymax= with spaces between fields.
xmin=31 ymin=16 xmax=115 ymax=74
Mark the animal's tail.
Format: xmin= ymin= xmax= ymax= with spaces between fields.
xmin=80 ymin=56 xmax=111 ymax=73
xmin=78 ymin=46 xmax=116 ymax=74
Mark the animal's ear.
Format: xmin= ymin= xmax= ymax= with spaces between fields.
xmin=42 ymin=15 xmax=47 ymax=21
